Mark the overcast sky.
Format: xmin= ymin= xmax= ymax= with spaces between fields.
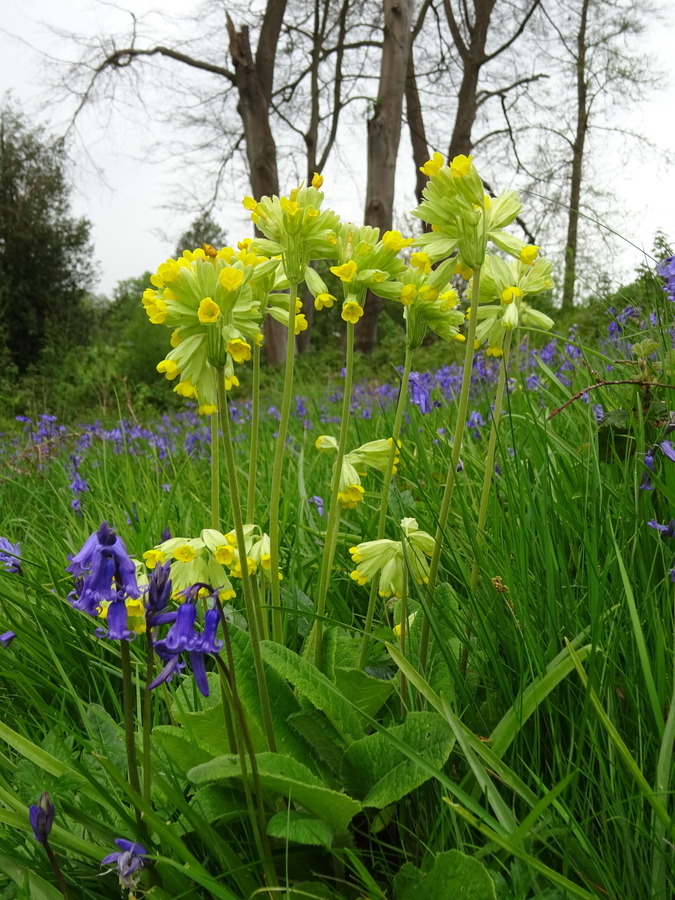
xmin=1 ymin=0 xmax=673 ymax=296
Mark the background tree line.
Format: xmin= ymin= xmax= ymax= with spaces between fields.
xmin=0 ymin=0 xmax=663 ymax=411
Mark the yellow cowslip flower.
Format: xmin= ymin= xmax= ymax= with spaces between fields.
xmin=520 ymin=245 xmax=540 ymax=265
xmin=393 ymin=612 xmax=418 ymax=638
xmin=450 ymin=154 xmax=473 ymax=178
xmin=341 ymin=300 xmax=364 ymax=324
xmin=420 ymin=151 xmax=444 ymax=176
xmin=143 ymin=549 xmax=166 ymax=568
xmin=174 ymin=381 xmax=198 ymax=399
xmin=280 ymin=197 xmax=301 ymax=217
xmin=156 ymin=359 xmax=179 ymax=380
xmin=170 ymin=330 xmax=182 ymax=348
xmin=215 ymin=544 xmax=235 ymax=566
xmin=174 ymin=544 xmax=196 ymax=563
xmin=382 ymin=230 xmax=414 ymax=252
xmin=316 ymin=434 xmax=339 ymax=452
xmin=294 ymin=314 xmax=308 ymax=335
xmin=227 ymin=338 xmax=252 ymax=364
xmin=224 ymin=374 xmax=240 ymax=391
xmin=314 ymin=292 xmax=336 ymax=310
xmin=311 ymin=172 xmax=324 ymax=189
xmin=199 ymin=403 xmax=217 ymax=415
xmin=410 ymin=252 xmax=431 ymax=275
xmin=155 ymin=259 xmax=181 ymax=284
xmin=243 ymin=196 xmax=257 ymax=211
xmin=338 ymin=484 xmax=365 ymax=509
xmin=198 ymin=297 xmax=221 ymax=323
xmin=418 ymin=284 xmax=438 ymax=303
xmin=331 ymin=260 xmax=358 ymax=282
xmin=439 ymin=289 xmax=458 ymax=308
xmin=400 ymin=284 xmax=417 ymax=306
xmin=455 ymin=261 xmax=473 ymax=280
xmin=219 ymin=267 xmax=245 ymax=292
xmin=500 ymin=286 xmax=523 ymax=305
xmin=143 ymin=295 xmax=168 ymax=325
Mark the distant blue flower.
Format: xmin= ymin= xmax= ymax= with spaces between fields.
xmin=308 ymin=495 xmax=324 ymax=517
xmin=0 ymin=537 xmax=21 ymax=575
xmin=410 ymin=373 xmax=432 ymax=414
xmin=67 ymin=522 xmax=140 ymax=616
xmin=658 ymin=255 xmax=675 ymax=302
xmin=29 ymin=792 xmax=54 ymax=846
xmin=592 ymin=404 xmax=604 ymax=423
xmin=1 ymin=631 xmax=16 ymax=648
xmin=648 ymin=519 xmax=675 ymax=538
xmin=101 ymin=838 xmax=147 ymax=890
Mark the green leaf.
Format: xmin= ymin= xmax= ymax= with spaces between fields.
xmin=174 ymin=785 xmax=247 ymax=836
xmin=287 ymin=711 xmax=348 ymax=777
xmin=334 ymin=667 xmax=394 ymax=718
xmin=340 ymin=712 xmax=454 ymax=808
xmin=189 ymin=752 xmax=361 ymax=834
xmin=394 ymin=851 xmax=496 ymax=900
xmin=261 ymin=641 xmax=363 ymax=740
xmin=153 ymin=725 xmax=218 ymax=775
xmin=230 ymin=628 xmax=317 ymax=766
xmin=0 ymin=856 xmax=63 ymax=900
xmin=267 ymin=810 xmax=334 ymax=848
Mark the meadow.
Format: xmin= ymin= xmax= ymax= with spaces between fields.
xmin=0 ymin=161 xmax=674 ymax=900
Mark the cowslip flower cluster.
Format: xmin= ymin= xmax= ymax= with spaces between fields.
xmin=413 ymin=153 xmax=526 ymax=269
xmin=145 ymin=245 xmax=277 ymax=413
xmin=306 ymin=224 xmax=410 ymax=324
xmin=393 ymin=257 xmax=466 ymax=349
xmin=349 ymin=518 xmax=436 ymax=598
xmin=470 ymin=253 xmax=555 ymax=356
xmin=245 ymin=176 xmax=340 ymax=283
xmin=315 ymin=436 xmax=400 ymax=509
xmin=148 ymin=524 xmax=278 ymax=596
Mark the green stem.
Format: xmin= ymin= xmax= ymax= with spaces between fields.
xmin=399 ymin=568 xmax=408 ymax=715
xmin=419 ymin=265 xmax=482 ymax=671
xmin=142 ymin=633 xmax=154 ymax=806
xmin=120 ymin=641 xmax=142 ymax=826
xmin=312 ymin=322 xmax=355 ymax=669
xmin=44 ymin=840 xmax=70 ymax=899
xmin=247 ymin=340 xmax=262 ymax=523
xmin=216 ymin=368 xmax=277 ymax=752
xmin=460 ymin=329 xmax=512 ymax=676
xmin=268 ymin=281 xmax=299 ymax=644
xmin=210 ymin=401 xmax=220 ymax=531
xmin=215 ymin=602 xmax=278 ymax=889
xmin=358 ymin=343 xmax=414 ymax=668
xmin=652 ymin=595 xmax=675 ymax=899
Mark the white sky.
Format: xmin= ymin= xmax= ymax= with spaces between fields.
xmin=0 ymin=0 xmax=673 ymax=296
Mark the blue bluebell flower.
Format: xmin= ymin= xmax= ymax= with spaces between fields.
xmin=67 ymin=523 xmax=140 ymax=616
xmin=1 ymin=631 xmax=16 ymax=648
xmin=308 ymin=495 xmax=324 ymax=516
xmin=29 ymin=792 xmax=54 ymax=845
xmin=648 ymin=519 xmax=675 ymax=538
xmin=0 ymin=537 xmax=21 ymax=575
xmin=150 ymin=592 xmax=222 ymax=696
xmin=658 ymin=255 xmax=675 ymax=302
xmin=101 ymin=838 xmax=147 ymax=890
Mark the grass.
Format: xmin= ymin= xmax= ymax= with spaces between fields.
xmin=0 ymin=280 xmax=673 ymax=899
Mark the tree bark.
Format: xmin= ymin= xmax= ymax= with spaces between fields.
xmin=561 ymin=0 xmax=590 ymax=314
xmin=226 ymin=6 xmax=288 ymax=365
xmin=359 ymin=0 xmax=414 ymax=355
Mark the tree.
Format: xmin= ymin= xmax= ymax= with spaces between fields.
xmin=0 ymin=101 xmax=96 ymax=373
xmin=174 ymin=211 xmax=228 ymax=257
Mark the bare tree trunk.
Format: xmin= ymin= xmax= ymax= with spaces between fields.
xmin=226 ymin=6 xmax=288 ymax=366
xmin=359 ymin=0 xmax=414 ymax=355
xmin=406 ymin=44 xmax=430 ymax=204
xmin=561 ymin=0 xmax=590 ymax=314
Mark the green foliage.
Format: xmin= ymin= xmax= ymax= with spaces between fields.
xmin=0 ymin=101 xmax=97 ymax=373
xmin=174 ymin=211 xmax=228 ymax=257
